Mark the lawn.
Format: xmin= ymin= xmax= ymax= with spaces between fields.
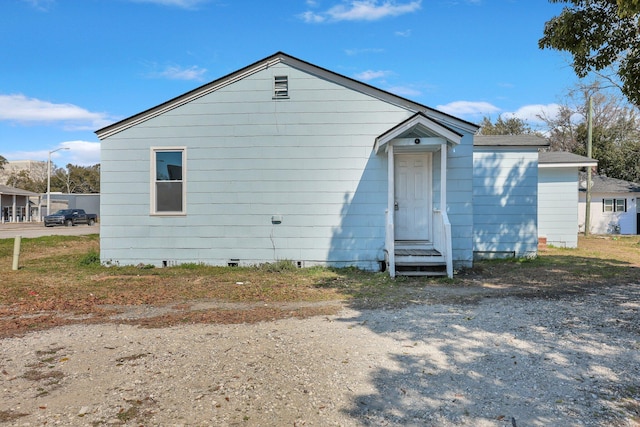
xmin=0 ymin=233 xmax=639 ymax=337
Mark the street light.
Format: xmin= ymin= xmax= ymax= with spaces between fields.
xmin=47 ymin=147 xmax=70 ymax=216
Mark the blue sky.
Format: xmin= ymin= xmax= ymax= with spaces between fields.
xmin=1 ymin=0 xmax=577 ymax=167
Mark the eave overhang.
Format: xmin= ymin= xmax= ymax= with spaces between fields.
xmin=374 ymin=112 xmax=463 ymax=154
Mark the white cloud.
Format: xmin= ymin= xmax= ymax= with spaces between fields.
xmin=300 ymin=0 xmax=422 ymax=23
xmin=395 ymin=29 xmax=412 ymax=37
xmin=385 ymin=85 xmax=422 ymax=97
xmin=128 ymin=0 xmax=209 ymax=9
xmin=0 ymin=94 xmax=115 ymax=130
xmin=501 ymin=103 xmax=561 ymax=125
xmin=156 ymin=65 xmax=208 ymax=81
xmin=5 ymin=141 xmax=101 ymax=167
xmin=355 ymin=70 xmax=392 ymax=81
xmin=436 ymin=100 xmax=500 ymax=117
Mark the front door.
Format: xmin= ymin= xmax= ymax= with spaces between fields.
xmin=394 ymin=153 xmax=432 ymax=241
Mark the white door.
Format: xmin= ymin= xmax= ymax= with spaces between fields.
xmin=394 ymin=153 xmax=432 ymax=241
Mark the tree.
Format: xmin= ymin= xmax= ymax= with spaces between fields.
xmin=52 ymin=164 xmax=100 ymax=193
xmin=617 ymin=0 xmax=640 ymax=16
xmin=540 ymin=80 xmax=640 ymax=183
xmin=0 ymin=155 xmax=7 ymax=170
xmin=478 ymin=116 xmax=536 ymax=135
xmin=539 ymin=0 xmax=640 ymax=107
xmin=5 ymin=162 xmax=49 ymax=192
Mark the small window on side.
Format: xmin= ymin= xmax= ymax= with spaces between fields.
xmin=274 ymin=75 xmax=288 ymax=99
xmin=152 ymin=148 xmax=186 ymax=215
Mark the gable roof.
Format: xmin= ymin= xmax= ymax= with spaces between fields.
xmin=474 ymin=134 xmax=550 ymax=147
xmin=374 ymin=112 xmax=463 ymax=153
xmin=0 ymin=184 xmax=39 ymax=197
xmin=539 ymin=151 xmax=598 ymax=168
xmin=579 ymin=173 xmax=640 ymax=193
xmin=96 ymin=52 xmax=479 ymax=140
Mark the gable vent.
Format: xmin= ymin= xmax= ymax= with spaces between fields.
xmin=273 ymin=75 xmax=289 ymax=99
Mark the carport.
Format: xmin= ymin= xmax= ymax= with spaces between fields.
xmin=0 ymin=185 xmax=41 ymax=222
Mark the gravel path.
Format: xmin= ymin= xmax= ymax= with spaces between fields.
xmin=1 ymin=284 xmax=639 ymax=426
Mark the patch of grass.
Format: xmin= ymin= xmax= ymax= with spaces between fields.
xmin=1 ymin=234 xmax=640 ymax=335
xmin=256 ymin=259 xmax=299 ymax=272
xmin=79 ymin=250 xmax=100 ymax=267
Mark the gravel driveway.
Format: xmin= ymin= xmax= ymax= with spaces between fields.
xmin=1 ymin=282 xmax=638 ymax=426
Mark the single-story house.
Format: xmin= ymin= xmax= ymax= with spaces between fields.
xmin=0 ymin=185 xmax=40 ymax=222
xmin=579 ymin=174 xmax=640 ymax=235
xmin=96 ymin=52 xmax=586 ymax=276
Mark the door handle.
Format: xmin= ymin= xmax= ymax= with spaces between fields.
xmin=394 ymin=202 xmax=399 ymax=211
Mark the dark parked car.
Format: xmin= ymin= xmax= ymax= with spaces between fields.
xmin=44 ymin=209 xmax=97 ymax=227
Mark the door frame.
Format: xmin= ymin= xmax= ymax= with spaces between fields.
xmin=394 ymin=152 xmax=433 ymax=242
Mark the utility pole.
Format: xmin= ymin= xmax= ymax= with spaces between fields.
xmin=585 ymin=96 xmax=593 ymax=236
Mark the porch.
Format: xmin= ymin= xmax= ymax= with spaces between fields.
xmin=375 ymin=112 xmax=461 ymax=278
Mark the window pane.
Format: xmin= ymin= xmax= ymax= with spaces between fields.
xmin=156 ymin=151 xmax=182 ymax=181
xmin=156 ymin=182 xmax=183 ymax=212
xmin=616 ymin=199 xmax=626 ymax=212
xmin=604 ymin=199 xmax=613 ymax=212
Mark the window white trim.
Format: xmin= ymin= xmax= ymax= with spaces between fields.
xmin=150 ymin=147 xmax=187 ymax=216
xmin=603 ymin=198 xmax=626 ymax=213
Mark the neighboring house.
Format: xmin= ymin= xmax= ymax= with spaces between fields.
xmin=95 ymin=52 xmax=573 ymax=276
xmin=579 ymin=174 xmax=640 ymax=235
xmin=0 ymin=185 xmax=40 ymax=222
xmin=538 ymin=152 xmax=598 ymax=247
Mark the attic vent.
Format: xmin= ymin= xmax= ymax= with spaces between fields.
xmin=273 ymin=75 xmax=288 ymax=99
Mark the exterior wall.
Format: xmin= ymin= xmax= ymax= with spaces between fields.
xmin=472 ymin=148 xmax=538 ymax=258
xmin=101 ymin=63 xmax=417 ymax=269
xmin=447 ymin=135 xmax=474 ymax=268
xmin=578 ymin=192 xmax=639 ymax=235
xmin=538 ymin=168 xmax=579 ymax=248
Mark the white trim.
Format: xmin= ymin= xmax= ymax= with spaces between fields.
xmin=375 ymin=119 xmax=461 ymax=154
xmin=539 ymin=162 xmax=597 ymax=168
xmin=440 ymin=142 xmax=447 ymax=211
xmin=387 ymin=145 xmax=396 ymax=277
xmin=150 ymin=146 xmax=187 ymax=216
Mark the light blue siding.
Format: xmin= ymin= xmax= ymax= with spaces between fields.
xmin=101 ymin=63 xmax=409 ymax=268
xmin=446 ymin=135 xmax=474 ymax=267
xmin=473 ymin=149 xmax=538 ymax=258
xmin=539 ymin=168 xmax=579 ymax=247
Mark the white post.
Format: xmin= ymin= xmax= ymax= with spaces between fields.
xmin=440 ymin=143 xmax=447 ymax=211
xmin=387 ymin=145 xmax=395 ymax=277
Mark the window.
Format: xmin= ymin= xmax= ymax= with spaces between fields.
xmin=273 ymin=75 xmax=288 ymax=99
xmin=152 ymin=148 xmax=185 ymax=215
xmin=603 ymin=198 xmax=626 ymax=212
